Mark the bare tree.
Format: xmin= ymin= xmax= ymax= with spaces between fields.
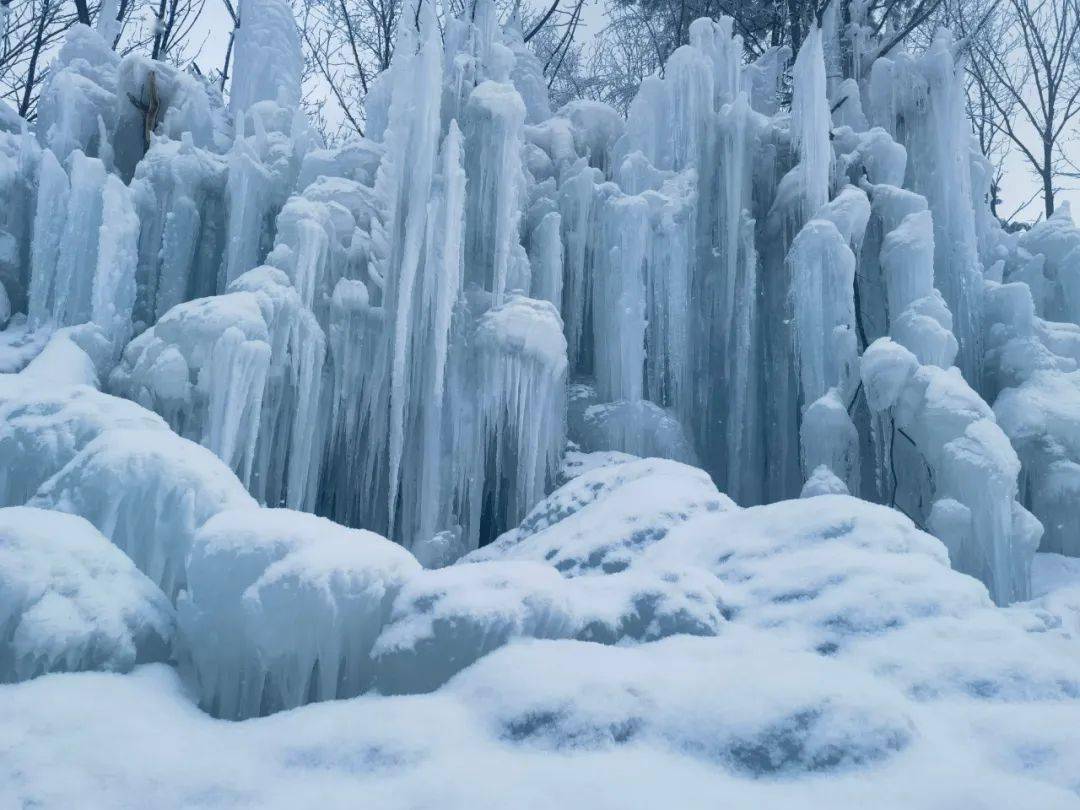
xmin=0 ymin=0 xmax=86 ymax=118
xmin=964 ymin=0 xmax=1080 ymax=218
xmin=296 ymin=0 xmax=401 ymax=140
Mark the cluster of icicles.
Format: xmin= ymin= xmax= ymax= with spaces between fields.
xmin=5 ymin=0 xmax=1080 ymax=607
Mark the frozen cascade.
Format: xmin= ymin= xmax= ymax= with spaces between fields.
xmin=28 ymin=150 xmax=139 ymax=352
xmin=867 ymin=32 xmax=984 ymax=379
xmin=4 ymin=0 xmax=1079 ymax=616
xmin=791 ymin=26 xmax=832 ymax=219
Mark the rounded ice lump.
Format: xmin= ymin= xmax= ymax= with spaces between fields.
xmin=0 ymin=506 xmax=173 ymax=683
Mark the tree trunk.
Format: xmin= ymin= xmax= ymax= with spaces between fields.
xmin=19 ymin=0 xmax=50 ymax=117
xmin=1044 ymin=139 xmax=1055 ymax=218
xmin=73 ymin=0 xmax=90 ymax=24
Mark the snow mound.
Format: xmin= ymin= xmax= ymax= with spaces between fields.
xmin=468 ymin=456 xmax=736 ymax=575
xmin=371 ymin=561 xmax=727 ymax=694
xmin=0 ymin=507 xmax=172 ymax=682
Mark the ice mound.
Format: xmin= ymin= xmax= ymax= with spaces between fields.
xmin=0 ymin=379 xmax=168 ymax=507
xmin=0 ymin=506 xmax=172 ymax=682
xmin=29 ymin=428 xmax=255 ymax=599
xmin=468 ymin=456 xmax=736 ymax=575
xmin=177 ymin=509 xmax=421 ymax=719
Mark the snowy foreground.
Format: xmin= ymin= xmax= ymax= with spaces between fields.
xmin=4 ymin=480 xmax=1080 ymax=808
xmin=5 ymin=0 xmax=1080 ymax=804
xmin=6 ymin=486 xmax=1080 ymax=807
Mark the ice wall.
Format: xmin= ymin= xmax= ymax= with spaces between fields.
xmin=7 ymin=1 xmax=1080 ymax=607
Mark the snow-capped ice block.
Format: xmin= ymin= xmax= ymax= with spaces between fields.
xmin=800 ymin=464 xmax=850 ymax=497
xmin=177 ymin=509 xmax=420 ymax=719
xmin=0 ymin=380 xmax=168 ymax=507
xmin=833 ymin=126 xmax=907 ymax=188
xmin=469 ymin=457 xmax=736 ymax=575
xmin=473 ymin=295 xmax=567 ymax=539
xmin=18 ymin=328 xmax=100 ymax=387
xmin=297 ymin=139 xmax=383 ymax=191
xmin=29 ymin=428 xmax=256 ymax=600
xmin=110 ymin=268 xmax=325 ymax=511
xmin=1016 ymin=204 xmax=1080 ymax=323
xmin=577 ymin=399 xmax=698 ymax=464
xmin=554 ymin=100 xmax=624 ymax=173
xmin=371 ymin=560 xmax=726 ymax=694
xmin=0 ymin=506 xmax=172 ymax=682
xmin=800 ymin=388 xmax=859 ymax=491
xmin=890 ymin=291 xmax=959 ymax=369
xmin=34 ymin=26 xmax=118 ymax=165
xmin=449 ymin=634 xmax=915 ymax=775
xmin=110 ymin=291 xmax=272 ymax=487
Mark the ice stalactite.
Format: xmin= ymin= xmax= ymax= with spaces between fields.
xmin=791 ymin=26 xmax=832 ymax=220
xmin=788 ymin=218 xmax=859 ymax=490
xmin=228 ymin=0 xmax=304 ymax=115
xmin=315 ymin=0 xmax=566 ymax=554
xmin=472 ymin=296 xmax=567 ymax=545
xmin=221 ymin=111 xmax=298 ymax=290
xmin=0 ymin=129 xmax=38 ymax=317
xmin=463 ymin=80 xmax=528 ymax=301
xmin=130 ymin=140 xmax=228 ymax=327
